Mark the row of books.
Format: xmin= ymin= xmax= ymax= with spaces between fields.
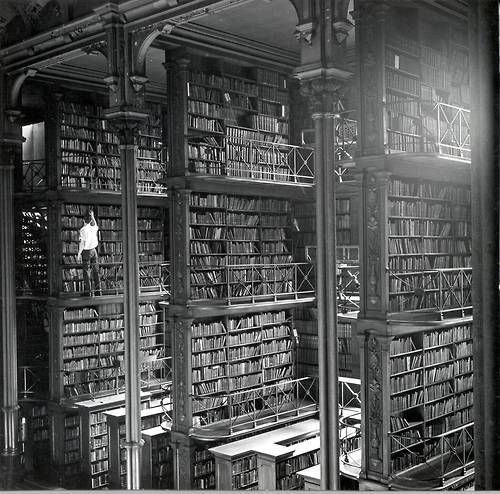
xmin=388 ymin=237 xmax=470 ymax=254
xmin=388 ymin=179 xmax=471 ymax=202
xmin=388 ymin=218 xmax=457 ymax=236
xmin=388 ymin=254 xmax=469 ymax=272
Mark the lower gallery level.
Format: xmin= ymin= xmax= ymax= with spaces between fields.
xmin=0 ymin=0 xmax=498 ymax=491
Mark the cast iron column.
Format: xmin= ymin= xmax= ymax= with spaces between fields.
xmin=114 ymin=120 xmax=143 ymax=490
xmin=0 ymin=109 xmax=23 ymax=487
xmin=470 ymin=0 xmax=500 ymax=489
xmin=299 ymin=76 xmax=348 ymax=490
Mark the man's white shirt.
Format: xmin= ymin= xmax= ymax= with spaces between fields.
xmin=79 ymin=223 xmax=99 ymax=250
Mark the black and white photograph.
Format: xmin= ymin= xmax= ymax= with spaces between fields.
xmin=0 ymin=0 xmax=497 ymax=492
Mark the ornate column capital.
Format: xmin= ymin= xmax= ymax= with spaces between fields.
xmin=298 ymin=75 xmax=346 ymax=115
xmin=104 ymin=112 xmax=147 ymax=146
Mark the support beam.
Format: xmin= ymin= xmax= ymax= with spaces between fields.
xmin=470 ymin=0 xmax=499 ymax=490
xmin=0 ymin=73 xmax=24 ymax=488
xmin=98 ymin=3 xmax=150 ymax=488
xmin=297 ymin=73 xmax=349 ymax=491
xmin=294 ymin=1 xmax=354 ymax=489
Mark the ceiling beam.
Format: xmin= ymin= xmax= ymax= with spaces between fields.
xmin=155 ymin=22 xmax=300 ymax=69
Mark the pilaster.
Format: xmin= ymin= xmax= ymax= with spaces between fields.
xmin=355 ymin=0 xmax=389 ymax=158
xmin=359 ymin=168 xmax=391 ymax=320
xmin=169 ymin=189 xmax=191 ymax=305
xmin=358 ymin=332 xmax=392 ymax=485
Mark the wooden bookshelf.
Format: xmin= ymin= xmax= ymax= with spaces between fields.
xmin=106 ymin=405 xmax=164 ymax=488
xmin=75 ymin=393 xmax=151 ymax=489
xmin=384 ymin=9 xmax=470 ymax=158
xmin=180 ymin=191 xmax=313 ymax=304
xmin=58 ymin=98 xmax=167 ymax=193
xmin=20 ymin=401 xmax=50 ymax=473
xmin=169 ymin=310 xmax=297 ymax=428
xmin=387 ymin=176 xmax=471 ymax=314
xmin=388 ymin=319 xmax=473 ymax=477
xmin=209 ymin=418 xmax=320 ymax=490
xmin=168 ymin=62 xmax=314 ymax=185
xmin=141 ymin=424 xmax=173 ymax=489
xmin=49 ymin=297 xmax=168 ymax=401
xmin=60 ymin=203 xmax=167 ymax=297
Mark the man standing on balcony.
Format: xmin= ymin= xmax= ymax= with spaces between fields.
xmin=77 ymin=209 xmax=102 ymax=296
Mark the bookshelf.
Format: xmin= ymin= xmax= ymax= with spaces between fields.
xmin=20 ymin=401 xmax=50 ymax=473
xmin=176 ymin=310 xmax=296 ymax=428
xmin=384 ymin=9 xmax=470 ymax=158
xmin=62 ymin=410 xmax=81 ymax=486
xmin=75 ymin=393 xmax=151 ymax=490
xmin=141 ymin=425 xmax=173 ymax=489
xmin=60 ymin=203 xmax=167 ymax=297
xmin=209 ymin=419 xmax=320 ymax=490
xmin=50 ymin=297 xmax=168 ymax=401
xmin=387 ymin=176 xmax=471 ymax=314
xmin=388 ymin=319 xmax=473 ymax=479
xmin=184 ymin=192 xmax=313 ymax=303
xmin=165 ymin=55 xmax=318 ymax=489
xmin=58 ymin=99 xmax=167 ymax=193
xmin=169 ymin=62 xmax=313 ymax=185
xmin=106 ymin=405 xmax=164 ymax=488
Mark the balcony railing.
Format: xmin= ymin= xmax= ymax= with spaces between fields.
xmin=387 ymin=102 xmax=471 ymax=161
xmin=191 ymin=377 xmax=318 ymax=436
xmin=389 ymin=267 xmax=472 ymax=315
xmin=20 ymin=160 xmax=46 ymax=192
xmin=390 ymin=422 xmax=473 ymax=486
xmin=61 ymin=260 xmax=170 ymax=296
xmin=190 ymin=262 xmax=315 ymax=304
xmin=430 ymin=102 xmax=471 ymax=161
xmin=226 ymin=138 xmax=314 ymax=185
xmin=337 ymin=264 xmax=360 ymax=313
xmin=140 ymin=355 xmax=172 ymax=391
xmin=18 ymin=365 xmax=49 ymax=400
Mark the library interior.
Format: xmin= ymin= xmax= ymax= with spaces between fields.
xmin=0 ymin=0 xmax=498 ymax=491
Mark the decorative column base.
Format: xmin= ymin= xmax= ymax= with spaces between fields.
xmin=0 ymin=451 xmax=24 ymax=489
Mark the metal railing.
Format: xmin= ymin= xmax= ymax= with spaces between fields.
xmin=390 ymin=422 xmax=473 ymax=485
xmin=337 ymin=264 xmax=360 ymax=312
xmin=389 ymin=267 xmax=472 ymax=315
xmin=339 ymin=376 xmax=361 ymax=413
xmin=190 ymin=262 xmax=315 ymax=303
xmin=191 ymin=377 xmax=318 ymax=434
xmin=18 ymin=365 xmax=49 ymax=399
xmin=338 ymin=378 xmax=362 ymax=469
xmin=61 ymin=260 xmax=170 ymax=296
xmin=433 ymin=102 xmax=471 ymax=160
xmin=140 ymin=355 xmax=172 ymax=390
xmin=335 ymin=118 xmax=358 ymax=162
xmin=20 ymin=160 xmax=46 ymax=191
xmin=226 ymin=138 xmax=314 ymax=184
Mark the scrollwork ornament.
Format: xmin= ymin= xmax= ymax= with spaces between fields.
xmin=366 ymin=172 xmax=380 ymax=308
xmin=174 ymin=319 xmax=186 ymax=424
xmin=367 ymin=335 xmax=383 ymax=470
xmin=172 ymin=190 xmax=188 ymax=302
